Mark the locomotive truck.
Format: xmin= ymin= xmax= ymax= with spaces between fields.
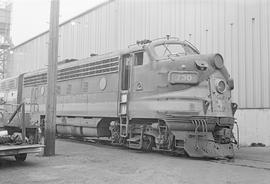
xmin=0 ymin=37 xmax=238 ymax=158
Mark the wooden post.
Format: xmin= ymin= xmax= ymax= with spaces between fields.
xmin=44 ymin=0 xmax=59 ymax=156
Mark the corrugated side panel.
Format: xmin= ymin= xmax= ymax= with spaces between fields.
xmin=9 ymin=0 xmax=270 ymax=108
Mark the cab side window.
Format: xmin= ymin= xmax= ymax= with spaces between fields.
xmin=134 ymin=52 xmax=143 ymax=66
xmin=121 ymin=55 xmax=131 ymax=90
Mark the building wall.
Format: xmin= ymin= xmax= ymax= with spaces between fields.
xmin=6 ymin=0 xmax=270 ymax=145
xmin=236 ymin=109 xmax=270 ymax=146
xmin=8 ymin=0 xmax=270 ymax=109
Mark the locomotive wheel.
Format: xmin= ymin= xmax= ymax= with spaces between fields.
xmin=15 ymin=153 xmax=27 ymax=162
xmin=142 ymin=135 xmax=155 ymax=152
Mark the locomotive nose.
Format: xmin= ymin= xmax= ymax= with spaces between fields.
xmin=207 ymin=53 xmax=234 ymax=90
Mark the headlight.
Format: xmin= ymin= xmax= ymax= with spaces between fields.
xmin=216 ymin=80 xmax=226 ymax=93
xmin=214 ymin=54 xmax=224 ymax=69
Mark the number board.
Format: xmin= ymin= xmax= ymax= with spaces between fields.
xmin=168 ymin=71 xmax=199 ymax=84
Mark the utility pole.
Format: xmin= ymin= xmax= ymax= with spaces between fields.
xmin=44 ymin=0 xmax=59 ymax=156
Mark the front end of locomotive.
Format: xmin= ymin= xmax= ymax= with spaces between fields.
xmin=146 ymin=39 xmax=238 ymax=158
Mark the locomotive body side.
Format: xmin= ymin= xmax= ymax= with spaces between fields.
xmin=19 ymin=38 xmax=237 ymax=158
xmin=22 ymin=52 xmax=121 ymax=137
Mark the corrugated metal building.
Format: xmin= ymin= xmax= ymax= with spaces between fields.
xmin=7 ymin=0 xmax=270 ymax=145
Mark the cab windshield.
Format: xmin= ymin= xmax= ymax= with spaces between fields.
xmin=153 ymin=43 xmax=198 ymax=58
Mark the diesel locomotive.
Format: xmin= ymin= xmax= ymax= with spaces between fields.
xmin=0 ymin=37 xmax=238 ymax=158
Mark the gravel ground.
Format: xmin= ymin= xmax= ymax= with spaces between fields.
xmin=0 ymin=139 xmax=269 ymax=184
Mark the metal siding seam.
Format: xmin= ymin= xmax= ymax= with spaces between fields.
xmin=58 ymin=28 xmax=61 ymax=61
xmin=247 ymin=6 xmax=254 ymax=108
xmin=266 ymin=1 xmax=270 ymax=107
xmin=62 ymin=26 xmax=65 ymax=59
xmin=70 ymin=23 xmax=73 ymax=58
xmin=199 ymin=0 xmax=203 ymax=52
xmin=99 ymin=8 xmax=102 ymax=53
xmin=174 ymin=0 xmax=179 ymax=39
xmin=211 ymin=0 xmax=216 ymax=52
xmin=216 ymin=0 xmax=220 ymax=51
xmin=101 ymin=6 xmax=105 ymax=53
xmin=230 ymin=22 xmax=234 ymax=101
xmin=146 ymin=0 xmax=150 ymax=38
xmin=128 ymin=0 xmax=131 ymax=42
xmin=96 ymin=10 xmax=100 ymax=53
xmin=36 ymin=39 xmax=39 ymax=69
xmin=94 ymin=10 xmax=98 ymax=54
xmin=259 ymin=0 xmax=263 ymax=107
xmin=105 ymin=3 xmax=109 ymax=52
xmin=251 ymin=17 xmax=256 ymax=107
xmin=223 ymin=0 xmax=226 ymax=64
xmin=184 ymin=0 xmax=187 ymax=39
xmin=81 ymin=16 xmax=85 ymax=58
xmin=82 ymin=16 xmax=86 ymax=57
xmin=144 ymin=0 xmax=148 ymax=38
xmin=244 ymin=0 xmax=248 ymax=108
xmin=106 ymin=4 xmax=110 ymax=52
xmin=71 ymin=23 xmax=74 ymax=57
xmin=84 ymin=15 xmax=88 ymax=57
xmin=145 ymin=0 xmax=149 ymax=39
xmin=89 ymin=13 xmax=93 ymax=53
xmin=120 ymin=0 xmax=124 ymax=49
xmin=205 ymin=3 xmax=209 ymax=53
xmin=130 ymin=0 xmax=134 ymax=43
xmin=237 ymin=0 xmax=241 ymax=106
xmin=194 ymin=0 xmax=197 ymax=44
xmin=114 ymin=0 xmax=119 ymax=50
xmin=254 ymin=4 xmax=261 ymax=108
xmin=78 ymin=17 xmax=82 ymax=58
xmin=211 ymin=0 xmax=214 ymax=53
xmin=80 ymin=17 xmax=83 ymax=58
xmin=263 ymin=0 xmax=269 ymax=107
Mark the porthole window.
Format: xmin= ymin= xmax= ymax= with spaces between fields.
xmin=99 ymin=77 xmax=107 ymax=91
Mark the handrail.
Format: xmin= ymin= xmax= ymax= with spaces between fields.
xmin=7 ymin=103 xmax=23 ymax=124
